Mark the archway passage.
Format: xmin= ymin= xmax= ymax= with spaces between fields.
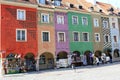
xmin=72 ymin=51 xmax=81 ymax=66
xmin=94 ymin=50 xmax=102 ymax=57
xmin=39 ymin=52 xmax=54 ymax=70
xmin=57 ymin=51 xmax=68 ymax=60
xmin=114 ymin=49 xmax=120 ymax=58
xmin=73 ymin=51 xmax=80 ymax=57
xmin=24 ymin=53 xmax=36 ymax=71
xmin=6 ymin=53 xmax=21 ymax=74
xmin=56 ymin=51 xmax=69 ymax=68
xmin=84 ymin=50 xmax=93 ymax=65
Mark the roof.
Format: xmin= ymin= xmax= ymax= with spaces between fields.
xmin=62 ymin=0 xmax=88 ymax=12
xmin=3 ymin=0 xmax=120 ymax=15
xmin=77 ymin=0 xmax=100 ymax=12
xmin=96 ymin=1 xmax=118 ymax=15
xmin=4 ymin=0 xmax=37 ymax=4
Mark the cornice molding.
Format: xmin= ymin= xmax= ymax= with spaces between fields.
xmin=68 ymin=9 xmax=90 ymax=15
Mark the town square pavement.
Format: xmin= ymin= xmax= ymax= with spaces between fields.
xmin=1 ymin=62 xmax=120 ymax=80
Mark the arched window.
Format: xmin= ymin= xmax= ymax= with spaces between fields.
xmin=39 ymin=55 xmax=46 ymax=64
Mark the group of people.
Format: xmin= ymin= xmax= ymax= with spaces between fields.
xmin=82 ymin=52 xmax=113 ymax=66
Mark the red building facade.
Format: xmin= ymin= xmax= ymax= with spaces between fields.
xmin=0 ymin=1 xmax=38 ymax=73
xmin=1 ymin=3 xmax=37 ymax=59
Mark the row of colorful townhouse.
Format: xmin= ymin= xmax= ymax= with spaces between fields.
xmin=0 ymin=0 xmax=120 ymax=73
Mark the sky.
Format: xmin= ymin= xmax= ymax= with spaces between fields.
xmin=97 ymin=0 xmax=120 ymax=8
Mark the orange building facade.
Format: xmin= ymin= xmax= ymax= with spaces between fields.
xmin=36 ymin=8 xmax=55 ymax=70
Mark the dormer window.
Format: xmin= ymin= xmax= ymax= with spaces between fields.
xmin=108 ymin=7 xmax=114 ymax=12
xmin=89 ymin=7 xmax=94 ymax=11
xmin=38 ymin=0 xmax=45 ymax=4
xmin=99 ymin=9 xmax=102 ymax=13
xmin=79 ymin=5 xmax=83 ymax=9
xmin=70 ymin=4 xmax=74 ymax=8
xmin=46 ymin=0 xmax=51 ymax=5
xmin=54 ymin=0 xmax=61 ymax=6
xmin=25 ymin=0 xmax=29 ymax=1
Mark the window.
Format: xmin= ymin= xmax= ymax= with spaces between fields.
xmin=42 ymin=32 xmax=50 ymax=42
xmin=54 ymin=1 xmax=61 ymax=6
xmin=94 ymin=18 xmax=99 ymax=27
xmin=95 ymin=33 xmax=100 ymax=42
xmin=58 ymin=32 xmax=65 ymax=42
xmin=82 ymin=33 xmax=89 ymax=41
xmin=104 ymin=35 xmax=109 ymax=42
xmin=16 ymin=29 xmax=27 ymax=41
xmin=73 ymin=32 xmax=80 ymax=42
xmin=112 ymin=23 xmax=116 ymax=28
xmin=103 ymin=20 xmax=108 ymax=28
xmin=39 ymin=55 xmax=46 ymax=64
xmin=41 ymin=13 xmax=49 ymax=23
xmin=38 ymin=0 xmax=45 ymax=4
xmin=57 ymin=15 xmax=64 ymax=24
xmin=72 ymin=16 xmax=78 ymax=25
xmin=17 ymin=9 xmax=26 ymax=20
xmin=113 ymin=36 xmax=117 ymax=42
xmin=82 ymin=17 xmax=88 ymax=25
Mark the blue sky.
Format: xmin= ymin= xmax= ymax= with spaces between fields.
xmin=97 ymin=0 xmax=120 ymax=8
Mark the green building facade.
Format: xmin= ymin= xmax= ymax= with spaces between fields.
xmin=68 ymin=11 xmax=93 ymax=55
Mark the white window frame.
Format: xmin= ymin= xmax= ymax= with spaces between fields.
xmin=82 ymin=32 xmax=89 ymax=42
xmin=57 ymin=32 xmax=66 ymax=42
xmin=82 ymin=17 xmax=88 ymax=26
xmin=41 ymin=13 xmax=49 ymax=23
xmin=73 ymin=31 xmax=80 ymax=42
xmin=17 ymin=9 xmax=26 ymax=20
xmin=42 ymin=31 xmax=50 ymax=42
xmin=57 ymin=15 xmax=64 ymax=24
xmin=95 ymin=33 xmax=100 ymax=42
xmin=72 ymin=15 xmax=78 ymax=25
xmin=103 ymin=20 xmax=108 ymax=28
xmin=94 ymin=18 xmax=99 ymax=27
xmin=104 ymin=34 xmax=110 ymax=42
xmin=16 ymin=29 xmax=27 ymax=42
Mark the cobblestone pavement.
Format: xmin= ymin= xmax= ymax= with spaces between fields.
xmin=1 ymin=62 xmax=120 ymax=80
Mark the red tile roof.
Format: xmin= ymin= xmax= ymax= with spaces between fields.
xmin=96 ymin=1 xmax=118 ymax=15
xmin=5 ymin=0 xmax=120 ymax=15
